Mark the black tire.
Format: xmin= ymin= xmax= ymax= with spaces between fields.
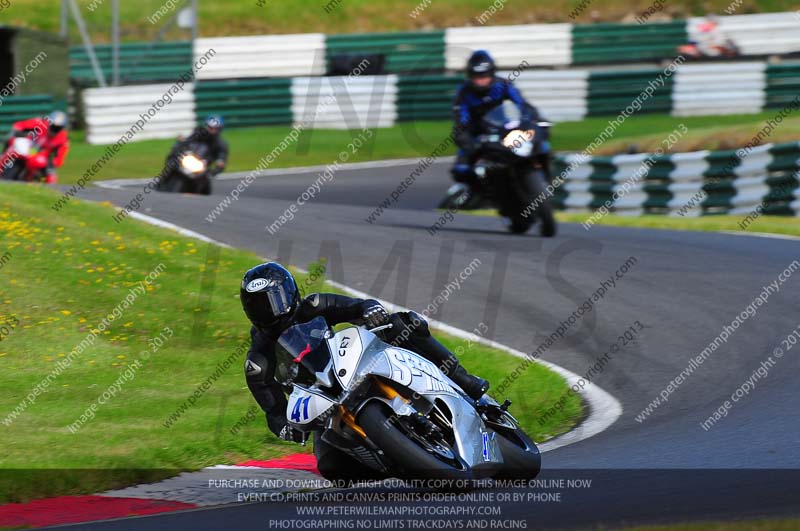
xmin=438 ymin=194 xmax=458 ymax=209
xmin=438 ymin=186 xmax=468 ymax=210
xmin=155 ymin=175 xmax=169 ymax=191
xmin=197 ymin=177 xmax=211 ymax=196
xmin=358 ymin=401 xmax=474 ymax=481
xmin=508 ymin=217 xmax=532 ymax=234
xmin=494 ymin=428 xmax=541 ymax=479
xmin=528 ymin=172 xmax=556 ymax=238
xmin=537 ymin=202 xmax=556 ymax=238
xmin=2 ymin=160 xmax=25 ymax=181
xmin=168 ymin=176 xmax=186 ymax=193
xmin=312 ymin=433 xmax=385 ymax=482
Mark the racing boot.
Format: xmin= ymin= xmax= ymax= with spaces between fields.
xmin=449 ymin=364 xmax=490 ymax=401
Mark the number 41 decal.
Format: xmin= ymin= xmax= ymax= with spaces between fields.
xmin=291 ymin=396 xmax=311 ymax=422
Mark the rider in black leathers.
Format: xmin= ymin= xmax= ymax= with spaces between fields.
xmin=163 ymin=115 xmax=229 ymax=182
xmin=240 ymin=262 xmax=489 ymax=479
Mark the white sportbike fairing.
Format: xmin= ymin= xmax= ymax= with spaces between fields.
xmin=280 ymin=317 xmax=539 ymax=480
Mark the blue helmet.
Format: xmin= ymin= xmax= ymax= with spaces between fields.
xmin=203 ymin=114 xmax=224 ymax=134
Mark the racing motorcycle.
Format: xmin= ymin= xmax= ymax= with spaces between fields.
xmin=440 ymin=104 xmax=556 ymax=236
xmin=277 ymin=315 xmax=541 ymax=481
xmin=677 ymin=39 xmax=739 ymax=59
xmin=156 ymin=141 xmax=213 ymax=195
xmin=0 ymin=135 xmax=51 ymax=182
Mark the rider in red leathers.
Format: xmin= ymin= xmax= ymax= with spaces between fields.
xmin=1 ymin=111 xmax=69 ymax=183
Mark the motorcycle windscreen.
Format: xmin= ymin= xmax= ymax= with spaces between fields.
xmin=184 ymin=141 xmax=211 ymax=160
xmin=481 ymin=101 xmax=533 ymax=132
xmin=276 ymin=316 xmax=332 ymax=375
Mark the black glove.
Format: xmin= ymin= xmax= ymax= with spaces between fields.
xmin=267 ymin=411 xmax=288 ymax=437
xmin=362 ymin=301 xmax=389 ymax=329
xmin=278 ymin=424 xmax=306 ymax=443
xmin=210 ymin=160 xmax=225 ymax=177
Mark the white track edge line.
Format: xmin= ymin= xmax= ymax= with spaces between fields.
xmin=126 ymin=212 xmax=233 ymax=248
xmin=94 ymin=156 xmax=456 ymax=190
xmin=720 ymin=230 xmax=800 ymax=241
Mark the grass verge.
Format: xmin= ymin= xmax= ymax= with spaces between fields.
xmin=0 ymin=183 xmax=580 ymax=503
xmin=459 ymin=210 xmax=800 ymax=238
xmin=7 ymin=0 xmax=796 ymax=40
xmin=557 ymin=212 xmax=800 ymax=237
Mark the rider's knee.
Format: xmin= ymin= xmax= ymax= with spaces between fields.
xmin=385 ymin=311 xmax=429 ymax=345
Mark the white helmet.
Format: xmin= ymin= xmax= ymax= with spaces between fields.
xmin=48 ymin=111 xmax=68 ymax=133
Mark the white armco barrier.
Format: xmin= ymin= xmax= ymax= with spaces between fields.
xmin=445 ymin=24 xmax=572 ymax=70
xmin=666 ymin=150 xmax=710 ymax=217
xmin=503 ymin=69 xmax=589 ymax=122
xmin=689 ymin=13 xmax=800 ymax=56
xmin=672 ymin=62 xmax=766 ymax=116
xmin=557 ymin=142 xmax=800 ymax=217
xmin=291 ymin=75 xmax=398 ymax=129
xmin=195 ymin=34 xmax=326 ymax=79
xmin=609 ymin=153 xmax=654 ymax=215
xmin=82 ymin=83 xmax=195 ymax=145
xmin=559 ymin=153 xmax=594 ymax=211
xmin=729 ymin=144 xmax=772 ymax=215
xmin=792 ymin=180 xmax=800 ymax=215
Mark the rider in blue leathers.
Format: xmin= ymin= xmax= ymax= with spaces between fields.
xmin=450 ymin=50 xmax=549 ymax=204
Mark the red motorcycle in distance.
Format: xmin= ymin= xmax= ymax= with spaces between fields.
xmin=0 ymin=135 xmax=54 ymax=183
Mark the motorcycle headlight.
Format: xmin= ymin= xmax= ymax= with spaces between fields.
xmin=181 ymin=154 xmax=206 ymax=174
xmin=12 ymin=138 xmax=33 ymax=157
xmin=502 ymin=130 xmax=535 ymax=157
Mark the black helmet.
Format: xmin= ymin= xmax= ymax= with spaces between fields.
xmin=466 ymin=50 xmax=496 ymax=79
xmin=240 ymin=262 xmax=300 ymax=331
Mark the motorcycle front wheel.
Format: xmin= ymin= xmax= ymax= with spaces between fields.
xmin=167 ymin=176 xmax=186 ymax=193
xmin=493 ymin=426 xmax=541 ymax=479
xmin=1 ymin=160 xmax=26 ymax=181
xmin=357 ymin=401 xmax=474 ymax=481
xmin=196 ymin=176 xmax=211 ymax=196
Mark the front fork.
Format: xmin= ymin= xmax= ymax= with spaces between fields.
xmin=340 ymin=377 xmax=429 ymax=440
xmin=339 ymin=377 xmax=407 ymax=439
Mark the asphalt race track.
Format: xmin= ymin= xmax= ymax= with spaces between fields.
xmin=68 ymin=158 xmax=800 ymax=530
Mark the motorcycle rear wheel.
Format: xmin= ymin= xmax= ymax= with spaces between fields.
xmin=1 ymin=161 xmax=26 ymax=181
xmin=508 ymin=217 xmax=533 ymax=234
